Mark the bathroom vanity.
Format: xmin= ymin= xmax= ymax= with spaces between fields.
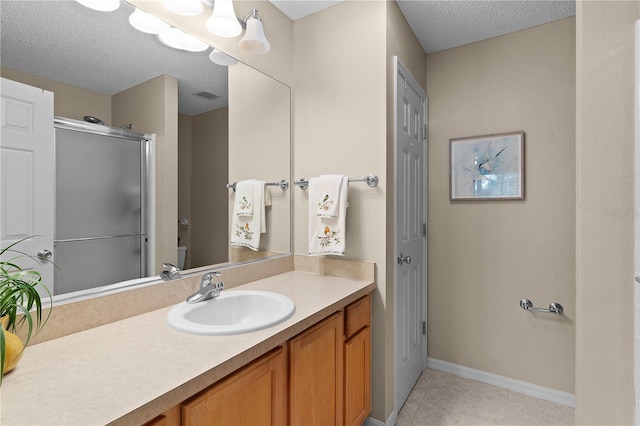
xmin=1 ymin=257 xmax=374 ymax=426
xmin=154 ymin=293 xmax=371 ymax=426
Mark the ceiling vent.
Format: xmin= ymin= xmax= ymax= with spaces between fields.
xmin=193 ymin=91 xmax=219 ymax=100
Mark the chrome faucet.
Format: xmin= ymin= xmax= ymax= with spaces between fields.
xmin=186 ymin=272 xmax=224 ymax=304
xmin=161 ymin=262 xmax=182 ymax=281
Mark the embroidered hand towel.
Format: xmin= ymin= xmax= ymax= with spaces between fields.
xmin=308 ymin=176 xmax=349 ymax=256
xmin=234 ymin=179 xmax=255 ymax=217
xmin=315 ymin=174 xmax=345 ymax=218
xmin=231 ymin=181 xmax=265 ymax=251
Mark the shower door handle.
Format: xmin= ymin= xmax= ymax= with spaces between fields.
xmin=37 ymin=249 xmax=53 ymax=260
xmin=397 ymin=253 xmax=412 ymax=265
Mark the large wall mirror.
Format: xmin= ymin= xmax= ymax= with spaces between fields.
xmin=0 ymin=0 xmax=291 ymax=303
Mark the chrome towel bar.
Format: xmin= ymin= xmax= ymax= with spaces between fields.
xmin=519 ymin=298 xmax=564 ymax=315
xmin=294 ymin=174 xmax=379 ymax=190
xmin=226 ymin=179 xmax=289 ymax=192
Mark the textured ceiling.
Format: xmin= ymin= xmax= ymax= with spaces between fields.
xmin=395 ymin=0 xmax=576 ymax=54
xmin=269 ymin=0 xmax=344 ymax=21
xmin=0 ymin=1 xmax=576 ymax=119
xmin=0 ymin=0 xmax=228 ymax=117
xmin=269 ymin=1 xmax=575 ymax=53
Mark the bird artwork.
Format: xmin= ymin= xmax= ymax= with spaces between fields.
xmin=477 ymin=142 xmax=507 ymax=175
xmin=461 ymin=141 xmax=508 ymax=181
xmin=451 ymin=133 xmax=522 ymax=199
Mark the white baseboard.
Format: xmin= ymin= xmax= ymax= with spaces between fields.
xmin=428 ymin=358 xmax=576 ymax=408
xmin=363 ymin=411 xmax=396 ymax=426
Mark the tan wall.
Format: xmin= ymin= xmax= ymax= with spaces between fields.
xmin=293 ymin=1 xmax=388 ymax=421
xmin=575 ymin=1 xmax=638 ymax=423
xmin=129 ymin=0 xmax=293 ymax=86
xmin=112 ymin=75 xmax=179 ymax=274
xmin=386 ymin=2 xmax=427 ymax=89
xmin=426 ymin=18 xmax=576 ymax=393
xmin=178 ymin=113 xmax=193 ymax=269
xmin=190 ymin=108 xmax=229 ymax=267
xmin=228 ymin=62 xmax=291 ymax=260
xmin=1 ymin=66 xmax=111 ymax=123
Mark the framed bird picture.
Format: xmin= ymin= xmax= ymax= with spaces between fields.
xmin=449 ymin=131 xmax=525 ymax=201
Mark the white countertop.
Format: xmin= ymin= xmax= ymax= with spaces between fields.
xmin=1 ymin=271 xmax=375 ymax=425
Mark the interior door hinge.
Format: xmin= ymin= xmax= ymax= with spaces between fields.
xmin=422 ymin=223 xmax=427 ymax=237
xmin=422 ymin=321 xmax=427 ymax=335
xmin=422 ymin=124 xmax=427 ymax=141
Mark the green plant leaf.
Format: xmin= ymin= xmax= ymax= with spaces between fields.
xmin=0 ymin=326 xmax=5 ymax=387
xmin=0 ymin=235 xmax=53 ymax=386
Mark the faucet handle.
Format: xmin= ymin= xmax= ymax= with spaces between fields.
xmin=161 ymin=262 xmax=181 ymax=280
xmin=201 ymin=271 xmax=221 ymax=287
xmin=163 ymin=262 xmax=180 ymax=273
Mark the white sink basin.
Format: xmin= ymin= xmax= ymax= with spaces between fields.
xmin=167 ymin=289 xmax=295 ymax=336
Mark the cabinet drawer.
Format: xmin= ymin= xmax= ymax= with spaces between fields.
xmin=344 ymin=294 xmax=371 ymax=339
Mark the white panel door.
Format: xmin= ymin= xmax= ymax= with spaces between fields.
xmin=1 ymin=78 xmax=55 ymax=295
xmin=394 ymin=58 xmax=427 ymax=413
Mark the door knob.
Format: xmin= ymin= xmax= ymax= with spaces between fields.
xmin=37 ymin=249 xmax=52 ymax=260
xmin=397 ymin=254 xmax=412 ymax=265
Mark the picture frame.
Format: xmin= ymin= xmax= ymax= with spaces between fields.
xmin=449 ymin=131 xmax=525 ymax=201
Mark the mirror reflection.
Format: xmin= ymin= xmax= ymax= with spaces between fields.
xmin=0 ymin=0 xmax=291 ymax=302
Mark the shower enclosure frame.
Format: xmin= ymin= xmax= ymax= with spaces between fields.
xmin=52 ymin=116 xmax=154 ymax=296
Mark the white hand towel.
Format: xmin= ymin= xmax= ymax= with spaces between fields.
xmin=234 ymin=179 xmax=255 ymax=217
xmin=315 ymin=174 xmax=345 ymax=218
xmin=231 ymin=181 xmax=266 ymax=251
xmin=308 ymin=176 xmax=349 ymax=256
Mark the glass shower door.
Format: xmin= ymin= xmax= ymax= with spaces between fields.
xmin=54 ymin=125 xmax=146 ymax=295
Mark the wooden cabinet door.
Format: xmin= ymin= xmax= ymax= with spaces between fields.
xmin=289 ymin=312 xmax=344 ymax=426
xmin=142 ymin=405 xmax=181 ymax=426
xmin=182 ymin=347 xmax=287 ymax=426
xmin=344 ymin=326 xmax=370 ymax=426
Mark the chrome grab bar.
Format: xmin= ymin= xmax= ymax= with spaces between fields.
xmin=226 ymin=179 xmax=289 ymax=191
xmin=294 ymin=174 xmax=379 ymax=190
xmin=519 ymin=298 xmax=564 ymax=315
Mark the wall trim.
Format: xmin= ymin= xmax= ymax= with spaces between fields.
xmin=428 ymin=358 xmax=576 ymax=408
xmin=363 ymin=411 xmax=396 ymax=426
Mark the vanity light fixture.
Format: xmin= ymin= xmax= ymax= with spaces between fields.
xmin=206 ymin=0 xmax=242 ymax=37
xmin=75 ymin=0 xmax=119 ymax=12
xmin=238 ymin=9 xmax=270 ymax=54
xmin=157 ymin=28 xmax=209 ymax=52
xmin=160 ymin=0 xmax=203 ymax=16
xmin=205 ymin=1 xmax=270 ymax=55
xmin=129 ymin=9 xmax=171 ymax=34
xmin=209 ymin=48 xmax=239 ymax=66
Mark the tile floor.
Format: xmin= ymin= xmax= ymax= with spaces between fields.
xmin=397 ymin=369 xmax=575 ymax=425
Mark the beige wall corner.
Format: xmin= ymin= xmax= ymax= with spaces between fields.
xmin=575 ymin=1 xmax=639 ymax=423
xmin=293 ymin=0 xmax=399 ymax=421
xmin=178 ymin=113 xmax=193 ymax=268
xmin=113 ymin=74 xmax=179 ymax=274
xmin=427 ymin=18 xmax=576 ymax=394
xmin=190 ymin=107 xmax=229 ymax=267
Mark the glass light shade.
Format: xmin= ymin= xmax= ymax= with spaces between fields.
xmin=160 ymin=0 xmax=203 ymax=16
xmin=239 ymin=17 xmax=270 ymax=54
xmin=205 ymin=0 xmax=242 ymax=38
xmin=76 ymin=0 xmax=119 ymax=12
xmin=157 ymin=28 xmax=209 ymax=52
xmin=209 ymin=48 xmax=238 ymax=66
xmin=129 ymin=9 xmax=170 ymax=35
